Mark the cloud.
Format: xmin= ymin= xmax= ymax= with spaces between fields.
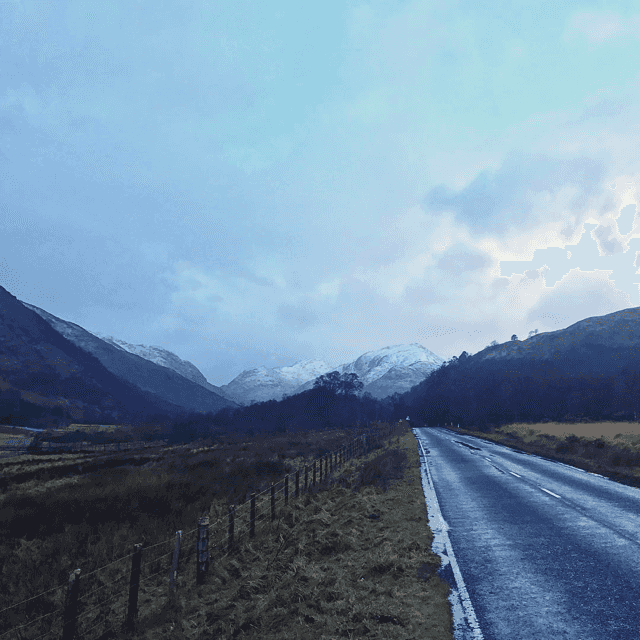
xmin=276 ymin=302 xmax=319 ymax=330
xmin=436 ymin=243 xmax=491 ymax=274
xmin=423 ymin=149 xmax=607 ymax=234
xmin=564 ymin=11 xmax=640 ymax=45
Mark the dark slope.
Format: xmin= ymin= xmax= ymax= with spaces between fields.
xmin=0 ymin=285 xmax=186 ymax=423
xmin=22 ymin=302 xmax=238 ymax=415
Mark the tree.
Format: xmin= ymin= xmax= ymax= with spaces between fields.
xmin=528 ymin=329 xmax=539 ymax=338
xmin=313 ymin=371 xmax=342 ymax=394
xmin=511 ymin=334 xmax=518 ymax=341
xmin=313 ymin=371 xmax=363 ymax=396
xmin=340 ymin=372 xmax=364 ymax=396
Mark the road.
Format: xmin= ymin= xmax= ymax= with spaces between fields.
xmin=414 ymin=426 xmax=640 ymax=640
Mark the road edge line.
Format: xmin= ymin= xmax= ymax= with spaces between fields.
xmin=413 ymin=428 xmax=484 ymax=640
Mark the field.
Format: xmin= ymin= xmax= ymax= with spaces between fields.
xmin=0 ymin=421 xmax=453 ymax=640
xmin=495 ymin=420 xmax=640 ymax=449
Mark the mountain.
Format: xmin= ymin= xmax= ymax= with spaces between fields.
xmin=20 ymin=302 xmax=239 ymax=416
xmin=474 ymin=307 xmax=640 ymax=370
xmin=221 ymin=344 xmax=445 ymax=405
xmin=293 ymin=343 xmax=446 ymax=399
xmin=0 ymin=284 xmax=188 ymax=426
xmin=88 ymin=333 xmax=237 ymax=401
xmin=218 ymin=360 xmax=333 ymax=405
xmin=401 ymin=306 xmax=640 ymax=425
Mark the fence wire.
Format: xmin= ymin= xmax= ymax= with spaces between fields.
xmin=1 ymin=424 xmax=396 ymax=637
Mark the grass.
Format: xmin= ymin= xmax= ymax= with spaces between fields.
xmin=0 ymin=421 xmax=453 ymax=640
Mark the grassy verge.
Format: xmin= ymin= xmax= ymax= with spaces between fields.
xmin=436 ymin=421 xmax=640 ymax=489
xmin=0 ymin=424 xmax=453 ymax=640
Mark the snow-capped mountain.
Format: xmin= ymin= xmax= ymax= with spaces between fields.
xmin=91 ymin=334 xmax=210 ymax=386
xmin=218 ymin=359 xmax=333 ymax=405
xmin=293 ymin=343 xmax=445 ymax=399
xmin=20 ymin=302 xmax=238 ymax=413
xmin=89 ymin=333 xmax=236 ymax=401
xmin=223 ymin=344 xmax=445 ymax=405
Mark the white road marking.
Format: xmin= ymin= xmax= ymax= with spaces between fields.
xmin=416 ymin=433 xmax=484 ymax=640
xmin=509 ymin=471 xmax=521 ymax=477
xmin=540 ymin=487 xmax=561 ymax=498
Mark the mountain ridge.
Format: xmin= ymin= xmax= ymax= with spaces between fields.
xmin=20 ymin=302 xmax=238 ymax=416
xmin=219 ymin=344 xmax=446 ymax=405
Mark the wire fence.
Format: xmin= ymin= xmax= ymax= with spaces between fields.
xmin=0 ymin=439 xmax=169 ymax=456
xmin=0 ymin=421 xmax=403 ymax=639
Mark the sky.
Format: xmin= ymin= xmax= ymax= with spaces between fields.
xmin=2 ymin=1 xmax=640 ymax=386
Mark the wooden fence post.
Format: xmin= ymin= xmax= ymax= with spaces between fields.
xmin=284 ymin=474 xmax=289 ymax=506
xmin=329 ymin=452 xmax=332 ymax=474
xmin=250 ymin=492 xmax=256 ymax=538
xmin=295 ymin=469 xmax=299 ymax=498
xmin=228 ymin=504 xmax=235 ymax=552
xmin=61 ymin=569 xmax=81 ymax=640
xmin=125 ymin=544 xmax=143 ymax=632
xmin=271 ymin=482 xmax=275 ymax=522
xmin=169 ymin=531 xmax=182 ymax=592
xmin=313 ymin=460 xmax=316 ymax=487
xmin=304 ymin=465 xmax=308 ymax=493
xmin=196 ymin=516 xmax=209 ymax=585
xmin=319 ymin=457 xmax=323 ymax=483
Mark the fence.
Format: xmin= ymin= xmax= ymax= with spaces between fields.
xmin=0 ymin=439 xmax=169 ymax=457
xmin=0 ymin=421 xmax=402 ymax=639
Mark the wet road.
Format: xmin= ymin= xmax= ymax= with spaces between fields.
xmin=414 ymin=427 xmax=640 ymax=640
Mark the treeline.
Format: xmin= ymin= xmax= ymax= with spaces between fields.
xmin=163 ymin=342 xmax=640 ymax=444
xmin=403 ymin=342 xmax=640 ymax=431
xmin=162 ymin=371 xmax=408 ymax=443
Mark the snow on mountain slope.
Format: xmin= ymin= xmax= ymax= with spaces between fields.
xmin=218 ymin=359 xmax=333 ymax=405
xmin=92 ymin=334 xmax=207 ymax=385
xmin=338 ymin=343 xmax=444 ymax=386
xmin=221 ymin=344 xmax=446 ymax=405
xmin=291 ymin=344 xmax=445 ymax=397
xmin=20 ymin=303 xmax=237 ymax=413
xmin=89 ymin=332 xmax=236 ymax=401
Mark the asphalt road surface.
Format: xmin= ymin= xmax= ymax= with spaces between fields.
xmin=414 ymin=426 xmax=640 ymax=640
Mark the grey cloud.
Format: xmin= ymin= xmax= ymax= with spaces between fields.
xmin=526 ymin=270 xmax=632 ymax=331
xmin=423 ymin=150 xmax=606 ymax=233
xmin=593 ymin=223 xmax=624 ymax=256
xmin=276 ymin=302 xmax=319 ymax=330
xmin=436 ymin=242 xmax=490 ymax=273
xmin=402 ymin=281 xmax=448 ymax=307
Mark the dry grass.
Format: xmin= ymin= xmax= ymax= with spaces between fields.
xmin=0 ymin=422 xmax=454 ymax=640
xmin=494 ymin=420 xmax=640 ymax=450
